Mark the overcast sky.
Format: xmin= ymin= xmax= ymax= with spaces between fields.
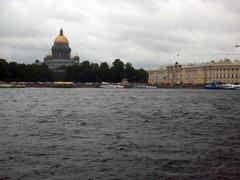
xmin=0 ymin=0 xmax=240 ymax=69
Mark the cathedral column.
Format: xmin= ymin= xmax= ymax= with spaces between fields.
xmin=230 ymin=68 xmax=232 ymax=82
xmin=234 ymin=68 xmax=236 ymax=82
xmin=221 ymin=68 xmax=224 ymax=82
xmin=215 ymin=68 xmax=218 ymax=80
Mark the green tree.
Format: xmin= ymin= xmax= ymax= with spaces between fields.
xmin=0 ymin=59 xmax=11 ymax=81
xmin=110 ymin=59 xmax=125 ymax=82
xmin=78 ymin=61 xmax=91 ymax=82
xmin=36 ymin=64 xmax=54 ymax=82
xmin=136 ymin=68 xmax=148 ymax=83
xmin=89 ymin=63 xmax=100 ymax=82
xmin=9 ymin=62 xmax=19 ymax=81
xmin=99 ymin=62 xmax=110 ymax=82
xmin=124 ymin=62 xmax=136 ymax=82
xmin=64 ymin=65 xmax=79 ymax=81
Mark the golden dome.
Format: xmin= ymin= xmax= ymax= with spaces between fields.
xmin=54 ymin=28 xmax=69 ymax=44
xmin=54 ymin=36 xmax=68 ymax=44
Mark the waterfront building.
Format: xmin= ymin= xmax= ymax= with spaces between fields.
xmin=44 ymin=28 xmax=80 ymax=73
xmin=148 ymin=59 xmax=240 ymax=85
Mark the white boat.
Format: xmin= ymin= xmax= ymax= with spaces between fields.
xmin=134 ymin=85 xmax=157 ymax=89
xmin=100 ymin=82 xmax=124 ymax=89
xmin=233 ymin=84 xmax=240 ymax=90
xmin=221 ymin=84 xmax=240 ymax=90
xmin=146 ymin=86 xmax=157 ymax=89
xmin=221 ymin=84 xmax=235 ymax=90
xmin=0 ymin=83 xmax=25 ymax=88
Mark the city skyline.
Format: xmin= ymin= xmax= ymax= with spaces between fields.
xmin=1 ymin=0 xmax=240 ymax=69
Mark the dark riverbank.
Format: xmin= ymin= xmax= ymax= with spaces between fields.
xmin=1 ymin=82 xmax=207 ymax=89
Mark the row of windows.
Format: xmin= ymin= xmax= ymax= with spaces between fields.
xmin=150 ymin=69 xmax=240 ymax=80
xmin=215 ymin=74 xmax=239 ymax=79
xmin=211 ymin=69 xmax=239 ymax=78
xmin=52 ymin=52 xmax=70 ymax=59
xmin=212 ymin=68 xmax=239 ymax=72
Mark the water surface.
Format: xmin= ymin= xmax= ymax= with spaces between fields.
xmin=0 ymin=88 xmax=239 ymax=180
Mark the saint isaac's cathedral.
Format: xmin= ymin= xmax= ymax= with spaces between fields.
xmin=44 ymin=28 xmax=79 ymax=73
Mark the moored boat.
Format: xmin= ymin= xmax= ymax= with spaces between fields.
xmin=205 ymin=82 xmax=240 ymax=90
xmin=100 ymin=82 xmax=124 ymax=89
xmin=134 ymin=85 xmax=157 ymax=89
xmin=233 ymin=84 xmax=240 ymax=90
xmin=221 ymin=84 xmax=235 ymax=90
xmin=100 ymin=84 xmax=124 ymax=89
xmin=52 ymin=82 xmax=76 ymax=88
xmin=0 ymin=83 xmax=25 ymax=88
xmin=205 ymin=82 xmax=223 ymax=89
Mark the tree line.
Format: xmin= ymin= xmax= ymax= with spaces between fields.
xmin=0 ymin=59 xmax=54 ymax=82
xmin=0 ymin=58 xmax=148 ymax=83
xmin=64 ymin=59 xmax=148 ymax=83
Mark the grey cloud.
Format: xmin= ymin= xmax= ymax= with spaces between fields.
xmin=201 ymin=0 xmax=240 ymax=14
xmin=0 ymin=0 xmax=240 ymax=68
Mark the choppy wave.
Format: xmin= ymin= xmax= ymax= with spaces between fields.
xmin=0 ymin=88 xmax=239 ymax=179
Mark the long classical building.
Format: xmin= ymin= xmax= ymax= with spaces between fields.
xmin=44 ymin=28 xmax=79 ymax=73
xmin=148 ymin=59 xmax=240 ymax=85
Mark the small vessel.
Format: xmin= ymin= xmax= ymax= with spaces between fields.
xmin=121 ymin=78 xmax=132 ymax=88
xmin=146 ymin=86 xmax=157 ymax=89
xmin=233 ymin=84 xmax=240 ymax=90
xmin=205 ymin=82 xmax=223 ymax=89
xmin=221 ymin=84 xmax=236 ymax=90
xmin=0 ymin=83 xmax=25 ymax=88
xmin=52 ymin=82 xmax=75 ymax=88
xmin=115 ymin=85 xmax=124 ymax=88
xmin=205 ymin=82 xmax=240 ymax=90
xmin=134 ymin=85 xmax=157 ymax=89
xmin=100 ymin=82 xmax=124 ymax=89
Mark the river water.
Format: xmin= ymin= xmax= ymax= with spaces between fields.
xmin=0 ymin=88 xmax=239 ymax=180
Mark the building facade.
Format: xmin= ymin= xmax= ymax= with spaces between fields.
xmin=148 ymin=59 xmax=240 ymax=85
xmin=44 ymin=28 xmax=79 ymax=73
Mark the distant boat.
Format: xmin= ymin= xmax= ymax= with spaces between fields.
xmin=0 ymin=83 xmax=25 ymax=88
xmin=100 ymin=82 xmax=124 ymax=89
xmin=233 ymin=84 xmax=240 ymax=90
xmin=146 ymin=86 xmax=157 ymax=89
xmin=205 ymin=82 xmax=240 ymax=90
xmin=52 ymin=82 xmax=75 ymax=88
xmin=205 ymin=82 xmax=223 ymax=89
xmin=221 ymin=84 xmax=235 ymax=90
xmin=221 ymin=84 xmax=240 ymax=90
xmin=134 ymin=85 xmax=157 ymax=89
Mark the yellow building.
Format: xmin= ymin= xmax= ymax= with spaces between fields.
xmin=148 ymin=59 xmax=240 ymax=85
